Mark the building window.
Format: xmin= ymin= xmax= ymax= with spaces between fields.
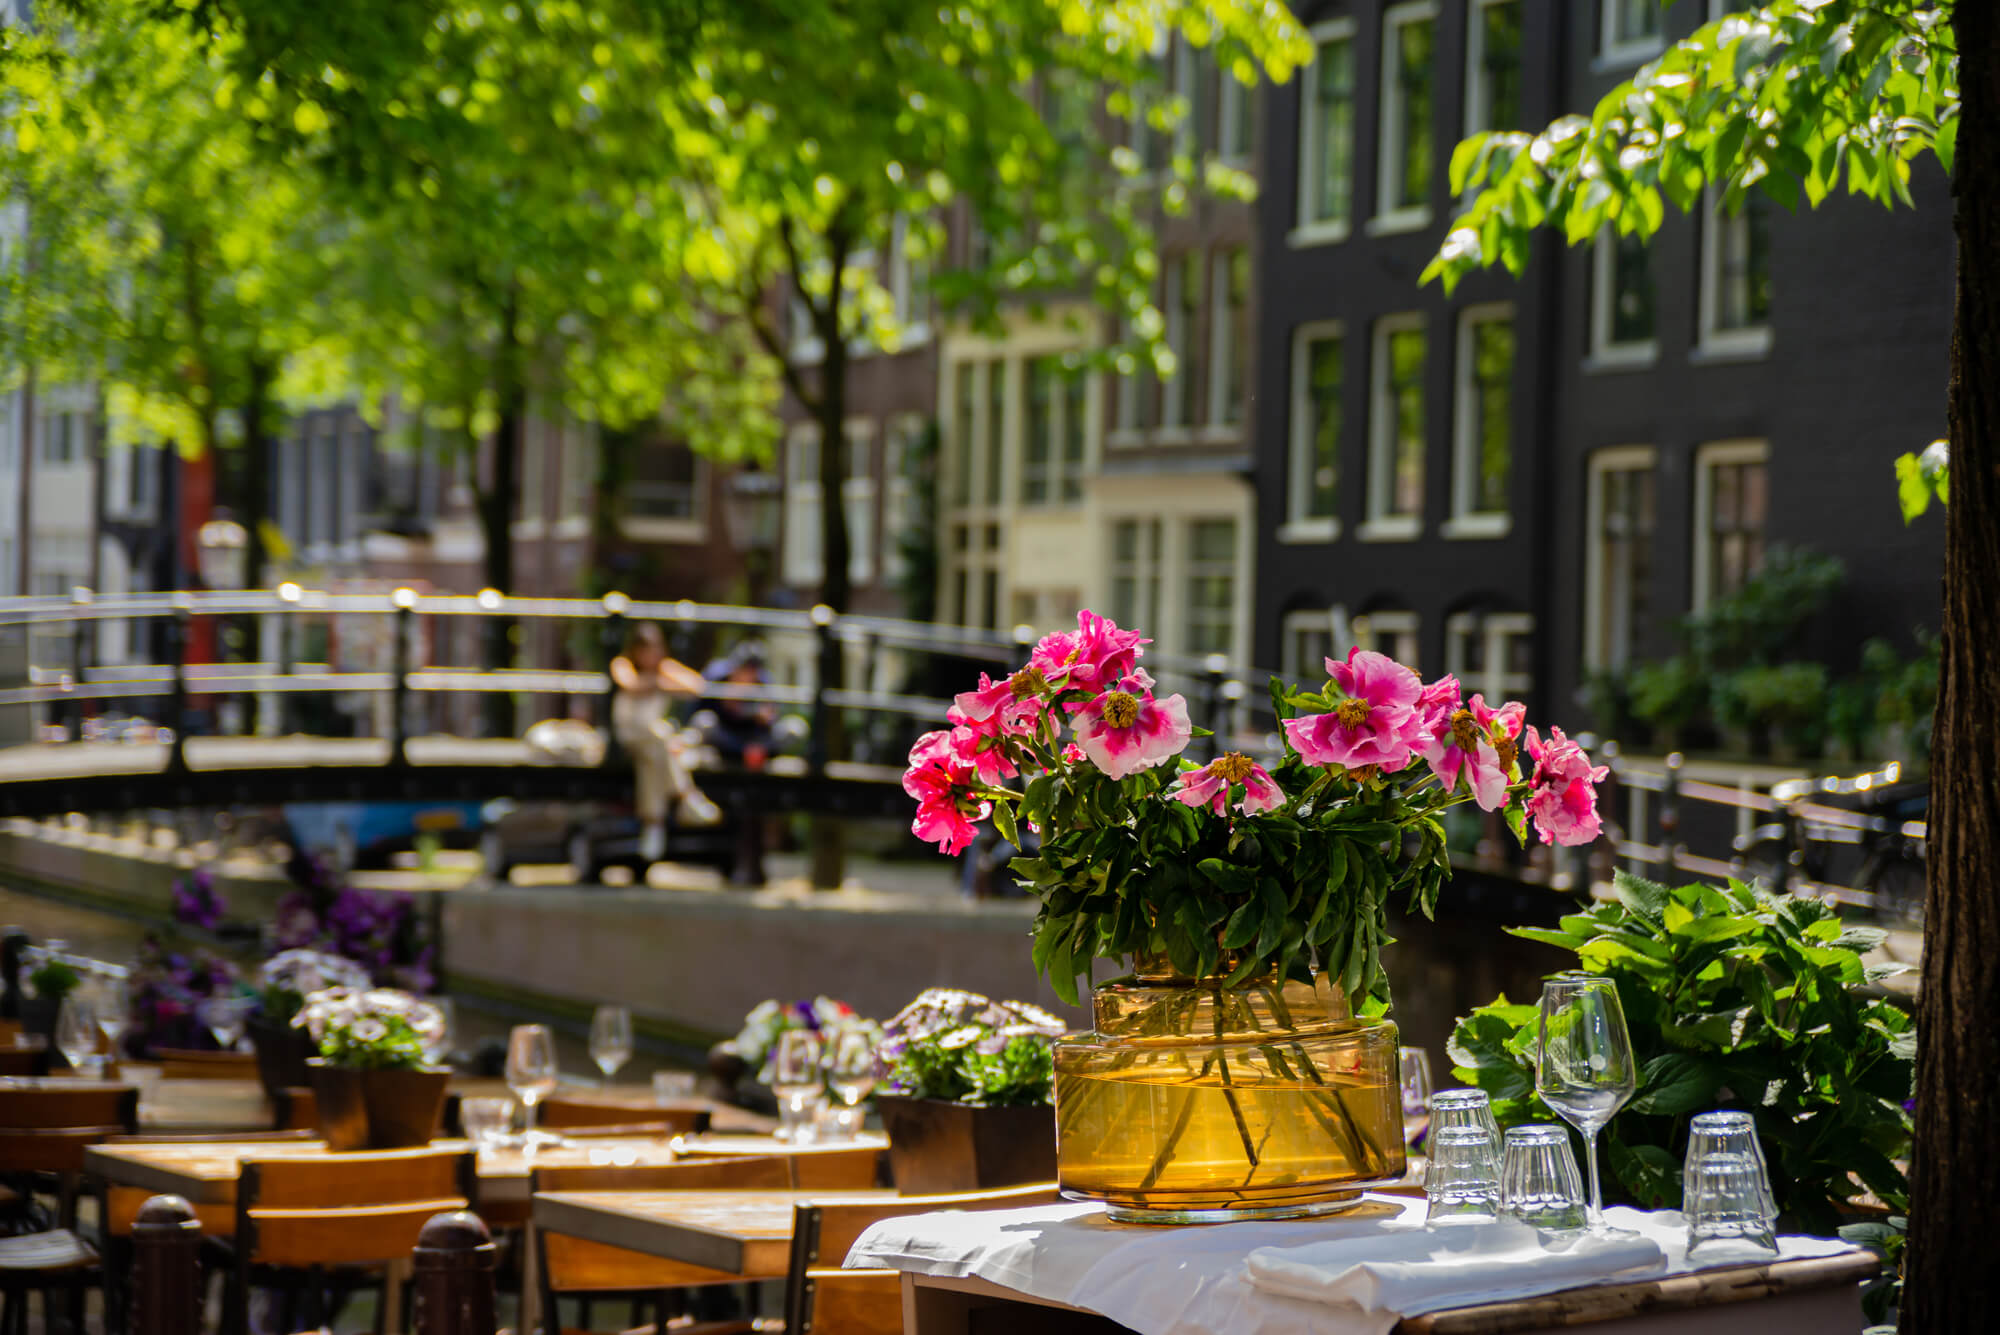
xmin=1694 ymin=440 xmax=1769 ymax=609
xmin=1284 ymin=321 xmax=1344 ymax=540
xmin=985 ymin=360 xmax=1008 ymax=504
xmin=1108 ymin=518 xmax=1162 ymax=634
xmin=1184 ymin=519 xmax=1238 ymax=658
xmin=950 ymin=362 xmax=976 ymax=506
xmin=1060 ymin=372 xmax=1088 ymax=504
xmin=1601 ymin=0 xmax=1664 ymax=64
xmin=621 ymin=438 xmax=706 ymax=534
xmin=1365 ymin=315 xmax=1426 ymax=538
xmin=1209 ymin=248 xmax=1250 ymax=430
xmin=1700 ymin=191 xmax=1773 ymax=356
xmin=782 ymin=424 xmax=823 ymax=584
xmin=1465 ymin=0 xmax=1523 ymax=135
xmin=1113 ymin=317 xmax=1142 ymax=438
xmin=1445 ymin=611 xmax=1535 ymax=701
xmin=882 ymin=414 xmax=925 ymax=583
xmin=1351 ymin=610 xmax=1420 ymax=668
xmin=1293 ymin=20 xmax=1357 ymax=243
xmin=1590 ymin=230 xmax=1658 ymax=366
xmin=845 ymin=423 xmax=877 ymax=585
xmin=1023 ymin=359 xmax=1086 ymax=508
xmin=38 ymin=409 xmax=79 ymax=465
xmin=1448 ymin=305 xmax=1514 ymax=535
xmin=1375 ymin=3 xmax=1438 ymax=232
xmin=888 ymin=214 xmax=932 ymax=346
xmin=1163 ymin=252 xmax=1203 ymax=431
xmin=1217 ymin=63 xmax=1254 ymax=163
xmin=1281 ymin=609 xmax=1338 ymax=680
xmin=1583 ymin=446 xmax=1657 ymax=670
xmin=1173 ymin=37 xmax=1203 ymax=161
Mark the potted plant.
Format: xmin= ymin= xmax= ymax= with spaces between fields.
xmin=725 ymin=996 xmax=881 ymax=1113
xmin=874 ymin=988 xmax=1066 ymax=1194
xmin=22 ymin=955 xmax=81 ymax=1045
xmin=250 ymin=949 xmax=373 ymax=1099
xmin=297 ymin=986 xmax=451 ymax=1149
xmin=904 ymin=610 xmax=1606 ymax=1222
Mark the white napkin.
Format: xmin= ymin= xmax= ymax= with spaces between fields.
xmin=1247 ymin=1215 xmax=1667 ymax=1316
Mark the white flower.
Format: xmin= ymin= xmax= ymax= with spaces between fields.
xmin=349 ymin=1017 xmax=387 ymax=1043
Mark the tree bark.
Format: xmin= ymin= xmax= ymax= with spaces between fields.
xmin=1905 ymin=7 xmax=2000 ymax=1332
xmin=809 ymin=223 xmax=855 ymax=891
xmin=479 ymin=287 xmax=524 ymax=737
xmin=239 ymin=355 xmax=274 ymax=586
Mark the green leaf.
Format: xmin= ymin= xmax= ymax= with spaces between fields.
xmin=1220 ymin=899 xmax=1259 ymax=951
xmin=1935 ymin=113 xmax=1958 ymax=174
xmin=1674 ymin=914 xmax=1759 ymax=944
xmin=1631 ymin=1052 xmax=1720 ymax=1116
xmin=1613 ymin=871 xmax=1672 ymax=928
xmin=1506 ymin=927 xmax=1587 ymax=952
xmin=1607 ymin=1140 xmax=1682 ymax=1210
xmin=990 ymin=798 xmax=1019 ymax=848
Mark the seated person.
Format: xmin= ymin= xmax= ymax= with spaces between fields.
xmin=610 ymin=623 xmax=721 ymax=861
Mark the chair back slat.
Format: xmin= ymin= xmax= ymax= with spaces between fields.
xmin=788 ymin=1145 xmax=885 ymax=1191
xmin=795 ymin=1269 xmax=904 ymax=1335
xmin=248 ymin=1199 xmax=470 ymax=1268
xmin=0 ymin=1049 xmax=48 ymax=1077
xmin=154 ymin=1049 xmax=258 ymax=1081
xmin=0 ymin=1125 xmax=124 ymax=1174
xmin=241 ymin=1147 xmax=470 ymax=1209
xmin=534 ymin=1155 xmax=793 ymax=1298
xmin=0 ymin=1085 xmax=139 ymax=1129
xmin=538 ymin=1099 xmax=709 ymax=1136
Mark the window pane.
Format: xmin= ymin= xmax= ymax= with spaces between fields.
xmin=1717 ymin=194 xmax=1772 ymax=330
xmin=1306 ymin=335 xmax=1342 ymax=520
xmin=1385 ymin=327 xmax=1426 ymax=518
xmin=1024 ymin=359 xmax=1054 ymax=506
xmin=1707 ymin=458 xmax=1768 ymax=600
xmin=1479 ymin=2 xmax=1523 ymax=131
xmin=1185 ymin=519 xmax=1237 ymax=657
xmin=1223 ymin=250 xmax=1250 ymax=424
xmin=1220 ymin=68 xmax=1253 ymax=160
xmin=1614 ymin=0 xmax=1661 ymax=44
xmin=1313 ymin=36 xmax=1355 ymax=224
xmin=1391 ymin=17 xmax=1436 ymax=210
xmin=1610 ymin=233 xmax=1655 ymax=344
xmin=1472 ymin=317 xmax=1513 ymax=514
xmin=1595 ymin=462 xmax=1655 ymax=667
xmin=1061 ymin=372 xmax=1087 ymax=503
xmin=952 ymin=363 xmax=974 ymax=506
xmin=985 ymin=361 xmax=1006 ymax=504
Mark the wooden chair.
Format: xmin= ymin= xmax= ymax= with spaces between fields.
xmin=785 ymin=1145 xmax=884 ymax=1191
xmin=534 ymin=1156 xmax=795 ymax=1335
xmin=783 ymin=1183 xmax=1062 ymax=1335
xmin=539 ymin=1098 xmax=710 ymax=1137
xmin=0 ymin=1051 xmax=47 ymax=1080
xmin=0 ymin=1084 xmax=139 ymax=1335
xmin=273 ymin=1087 xmax=318 ymax=1132
xmin=227 ymin=1147 xmax=473 ymax=1335
xmin=153 ymin=1048 xmax=258 ymax=1080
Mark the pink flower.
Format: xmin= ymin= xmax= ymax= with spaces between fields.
xmin=1283 ymin=648 xmax=1427 ymax=772
xmin=1174 ymin=753 xmax=1285 ymax=816
xmin=948 ymin=724 xmax=1018 ymax=786
xmin=904 ymin=731 xmax=991 ymax=856
xmin=1061 ymin=743 xmax=1086 ymax=765
xmin=1423 ymin=693 xmax=1526 ymax=811
xmin=951 ymin=671 xmax=1043 ymax=739
xmin=1523 ymin=727 xmax=1610 ymax=846
xmin=1030 ymin=610 xmax=1147 ymax=696
xmin=1415 ymin=675 xmax=1462 ymax=742
xmin=1071 ymin=673 xmax=1192 ymax=780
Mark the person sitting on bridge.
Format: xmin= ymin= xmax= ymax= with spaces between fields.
xmin=611 ymin=623 xmax=722 ymax=860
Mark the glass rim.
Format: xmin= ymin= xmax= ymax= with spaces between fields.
xmin=1431 ymin=1088 xmax=1490 ymax=1107
xmin=1690 ymin=1110 xmax=1755 ymax=1129
xmin=1431 ymin=1124 xmax=1495 ymax=1146
xmin=1502 ymin=1123 xmax=1569 ymax=1144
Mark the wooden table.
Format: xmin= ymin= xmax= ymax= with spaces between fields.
xmin=451 ymin=1077 xmax=778 ymax=1135
xmin=534 ymin=1187 xmax=896 ymax=1279
xmin=897 ymin=1252 xmax=1882 ymax=1335
xmin=0 ymin=1072 xmax=273 ymax=1134
xmin=674 ymin=1132 xmax=887 ymax=1161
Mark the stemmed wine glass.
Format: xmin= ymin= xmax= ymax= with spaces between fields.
xmin=589 ymin=1005 xmax=633 ymax=1082
xmin=94 ymin=976 xmax=130 ymax=1062
xmin=1536 ymin=975 xmax=1638 ymax=1233
xmin=202 ymin=996 xmax=250 ymax=1052
xmin=1398 ymin=1047 xmax=1434 ymax=1151
xmin=507 ymin=1024 xmax=561 ymax=1147
xmin=423 ymin=997 xmax=456 ymax=1068
xmin=771 ymin=1029 xmax=824 ymax=1142
xmin=56 ymin=997 xmax=100 ymax=1076
xmin=825 ymin=1029 xmax=877 ymax=1140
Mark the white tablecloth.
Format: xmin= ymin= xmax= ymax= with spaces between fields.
xmin=846 ymin=1195 xmax=1863 ymax=1335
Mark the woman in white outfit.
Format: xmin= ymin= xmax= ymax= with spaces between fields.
xmin=610 ymin=623 xmax=722 ymax=861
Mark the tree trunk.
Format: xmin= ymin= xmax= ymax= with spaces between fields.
xmin=240 ymin=356 xmax=275 ymax=586
xmin=479 ymin=287 xmax=524 ymax=738
xmin=1905 ymin=8 xmax=2000 ymax=1332
xmin=809 ymin=240 xmax=854 ymax=891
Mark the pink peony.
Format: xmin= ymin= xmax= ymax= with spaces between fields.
xmin=1071 ymin=673 xmax=1192 ymax=780
xmin=1061 ymin=742 xmax=1087 ymax=765
xmin=1174 ymin=753 xmax=1285 ymax=817
xmin=903 ymin=730 xmax=991 ymax=856
xmin=1284 ymin=648 xmax=1427 ymax=772
xmin=1423 ymin=693 xmax=1526 ymax=811
xmin=1030 ymin=610 xmax=1148 ymax=696
xmin=951 ymin=671 xmax=1043 ymax=739
xmin=948 ymin=724 xmax=1018 ymax=786
xmin=1523 ymin=727 xmax=1610 ymax=846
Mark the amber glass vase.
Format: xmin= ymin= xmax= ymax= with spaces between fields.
xmin=1052 ymin=956 xmax=1405 ymax=1223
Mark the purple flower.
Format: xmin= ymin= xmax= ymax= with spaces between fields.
xmin=171 ymin=870 xmax=227 ymax=931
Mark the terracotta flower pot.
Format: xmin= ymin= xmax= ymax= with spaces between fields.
xmin=875 ymin=1095 xmax=1057 ymax=1195
xmin=306 ymin=1059 xmax=450 ymax=1150
xmin=249 ymin=1017 xmax=317 ymax=1100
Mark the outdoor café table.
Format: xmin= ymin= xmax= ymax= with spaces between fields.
xmin=851 ymin=1195 xmax=1883 ymax=1335
xmin=449 ymin=1076 xmax=779 ymax=1134
xmin=0 ymin=1072 xmax=271 ymax=1135
xmin=532 ymin=1187 xmax=898 ymax=1279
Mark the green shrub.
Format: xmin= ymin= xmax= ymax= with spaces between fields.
xmin=1685 ymin=547 xmax=1845 ymax=672
xmin=1448 ymin=872 xmax=1912 ymax=1235
xmin=1627 ymin=656 xmax=1706 ymax=737
xmin=27 ymin=958 xmax=80 ymax=1003
xmin=1726 ymin=662 xmax=1830 ymax=752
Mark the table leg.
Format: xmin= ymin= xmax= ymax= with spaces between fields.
xmin=519 ymin=1223 xmax=543 ymax=1335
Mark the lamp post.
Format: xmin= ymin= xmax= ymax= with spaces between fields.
xmin=722 ymin=470 xmax=783 ymax=607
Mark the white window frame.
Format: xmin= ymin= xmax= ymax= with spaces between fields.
xmin=882 ymin=413 xmax=924 ymax=583
xmin=1205 ymin=248 xmax=1247 ymax=437
xmin=888 ymin=215 xmax=932 ymax=350
xmin=1362 ymin=313 xmax=1426 ymax=541
xmin=1445 ymin=302 xmax=1515 ymax=538
xmin=1371 ymin=1 xmax=1440 ymax=237
xmin=1160 ymin=253 xmax=1197 ymax=436
xmin=1697 ymin=190 xmax=1774 ymax=360
xmin=1350 ymin=610 xmax=1420 ymax=670
xmin=1180 ymin=515 xmax=1242 ymax=662
xmin=1463 ymin=0 xmax=1519 ymax=137
xmin=1599 ymin=0 xmax=1664 ymax=67
xmin=1171 ymin=38 xmax=1199 ymax=162
xmin=1280 ymin=607 xmax=1343 ymax=680
xmin=1445 ymin=610 xmax=1535 ymax=701
xmin=1290 ymin=18 xmax=1358 ymax=247
xmin=843 ymin=419 xmax=878 ymax=586
xmin=617 ymin=447 xmax=711 ymax=544
xmin=1582 ymin=444 xmax=1657 ymax=672
xmin=1282 ymin=319 xmax=1344 ymax=543
xmin=1691 ymin=438 xmax=1770 ymax=612
xmin=1111 ymin=317 xmax=1142 ymax=444
xmin=782 ymin=421 xmax=824 ymax=585
xmin=1589 ymin=229 xmax=1660 ymax=370
xmin=1216 ymin=61 xmax=1253 ymax=167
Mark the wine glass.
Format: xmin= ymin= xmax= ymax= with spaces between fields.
xmin=56 ymin=996 xmax=100 ymax=1076
xmin=94 ymin=976 xmax=130 ymax=1059
xmin=423 ymin=997 xmax=456 ymax=1068
xmin=1536 ymin=975 xmax=1638 ymax=1233
xmin=1398 ymin=1046 xmax=1433 ymax=1150
xmin=589 ymin=1005 xmax=633 ymax=1082
xmin=506 ymin=1024 xmax=561 ymax=1146
xmin=825 ymin=1029 xmax=876 ymax=1140
xmin=771 ymin=1029 xmax=824 ymax=1142
xmin=202 ymin=996 xmax=250 ymax=1052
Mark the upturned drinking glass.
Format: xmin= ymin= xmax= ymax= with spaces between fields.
xmin=1425 ymin=1125 xmax=1502 ymax=1226
xmin=1536 ymin=975 xmax=1637 ymax=1233
xmin=1500 ymin=1124 xmax=1588 ymax=1233
xmin=1685 ymin=1111 xmax=1777 ymax=1222
xmin=1431 ymin=1088 xmax=1502 ymax=1141
xmin=1685 ymin=1152 xmax=1779 ymax=1262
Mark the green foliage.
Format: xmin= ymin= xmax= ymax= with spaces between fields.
xmin=1840 ymin=1212 xmax=1907 ymax=1326
xmin=1449 ymin=872 xmax=1913 ymax=1234
xmin=27 ymin=958 xmax=80 ymax=1003
xmin=1717 ymin=661 xmax=1828 ymax=752
xmin=1627 ymin=656 xmax=1707 ymax=736
xmin=313 ymin=1012 xmax=432 ymax=1071
xmin=1426 ymin=1 xmax=1958 ymax=294
xmin=1684 ymin=548 xmax=1845 ymax=674
xmin=889 ymin=1032 xmax=1055 ymax=1109
xmin=1894 ymin=440 xmax=1949 ymax=522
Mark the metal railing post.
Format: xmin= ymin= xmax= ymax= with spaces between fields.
xmin=601 ymin=593 xmax=628 ymax=770
xmin=131 ymin=1194 xmax=204 ymax=1335
xmin=411 ymin=1211 xmax=497 ymax=1335
xmin=167 ymin=601 xmax=190 ymax=772
xmin=276 ymin=583 xmax=301 ymax=736
xmin=391 ymin=589 xmax=417 ymax=765
xmin=1659 ymin=752 xmax=1683 ymax=878
xmin=68 ymin=597 xmax=89 ymax=742
xmin=807 ymin=604 xmax=836 ymax=775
